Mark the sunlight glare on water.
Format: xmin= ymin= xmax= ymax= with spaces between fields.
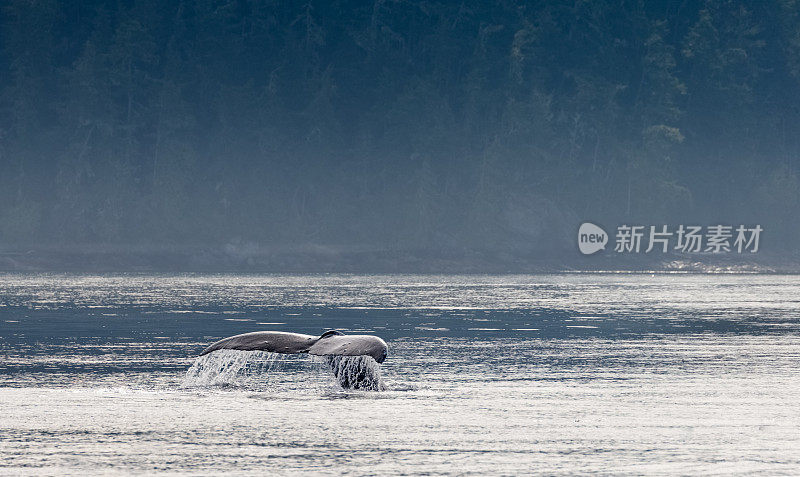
xmin=1 ymin=273 xmax=799 ymax=474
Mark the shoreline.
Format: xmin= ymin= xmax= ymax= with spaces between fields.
xmin=1 ymin=245 xmax=797 ymax=274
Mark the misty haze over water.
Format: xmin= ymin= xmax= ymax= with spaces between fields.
xmin=1 ymin=1 xmax=799 ymax=271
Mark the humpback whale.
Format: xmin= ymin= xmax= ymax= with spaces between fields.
xmin=200 ymin=330 xmax=388 ymax=390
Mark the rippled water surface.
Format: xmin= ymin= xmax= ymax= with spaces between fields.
xmin=1 ymin=273 xmax=799 ymax=475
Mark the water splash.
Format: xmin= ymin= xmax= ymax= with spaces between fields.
xmin=182 ymin=350 xmax=385 ymax=391
xmin=325 ymin=355 xmax=385 ymax=391
xmin=182 ymin=350 xmax=305 ymax=389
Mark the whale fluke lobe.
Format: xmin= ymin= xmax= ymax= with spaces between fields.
xmin=199 ymin=330 xmax=388 ymax=389
xmin=309 ymin=332 xmax=388 ymax=363
xmin=200 ymin=331 xmax=317 ymax=356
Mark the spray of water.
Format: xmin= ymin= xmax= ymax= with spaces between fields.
xmin=182 ymin=349 xmax=287 ymax=389
xmin=182 ymin=350 xmax=384 ymax=391
xmin=326 ymin=355 xmax=385 ymax=391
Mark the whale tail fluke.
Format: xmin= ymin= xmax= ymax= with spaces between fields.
xmin=198 ymin=329 xmax=388 ymax=390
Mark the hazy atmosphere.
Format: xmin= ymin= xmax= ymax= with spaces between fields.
xmin=1 ymin=0 xmax=799 ymax=269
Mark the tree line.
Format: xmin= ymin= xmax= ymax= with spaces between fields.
xmin=1 ymin=0 xmax=799 ymax=253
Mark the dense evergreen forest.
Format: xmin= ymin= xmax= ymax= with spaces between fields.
xmin=1 ymin=0 xmax=799 ymax=262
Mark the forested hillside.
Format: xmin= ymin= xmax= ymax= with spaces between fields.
xmin=1 ymin=1 xmax=799 ymax=261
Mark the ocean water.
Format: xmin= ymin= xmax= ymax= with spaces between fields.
xmin=1 ymin=273 xmax=799 ymax=475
